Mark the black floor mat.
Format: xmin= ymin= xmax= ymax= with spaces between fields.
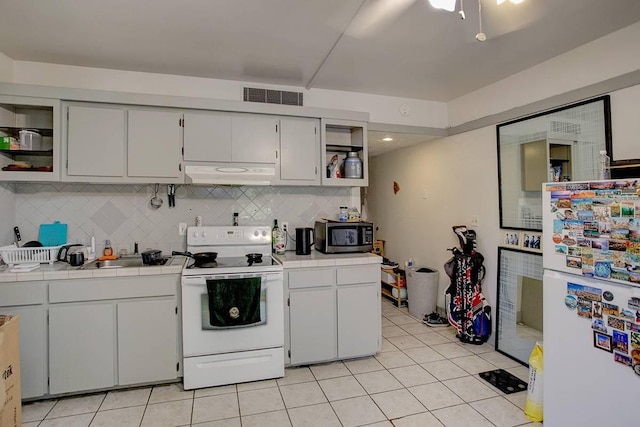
xmin=478 ymin=369 xmax=528 ymax=394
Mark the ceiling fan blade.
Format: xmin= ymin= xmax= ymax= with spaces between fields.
xmin=346 ymin=0 xmax=416 ymax=38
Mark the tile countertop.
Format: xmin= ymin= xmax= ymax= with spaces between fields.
xmin=0 ymin=256 xmax=187 ymax=282
xmin=273 ymin=250 xmax=382 ymax=269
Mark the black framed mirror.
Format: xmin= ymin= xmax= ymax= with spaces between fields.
xmin=497 ymin=96 xmax=612 ymax=231
xmin=496 ymin=247 xmax=544 ymax=365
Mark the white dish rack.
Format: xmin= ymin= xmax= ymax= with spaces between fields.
xmin=0 ymin=245 xmax=62 ymax=266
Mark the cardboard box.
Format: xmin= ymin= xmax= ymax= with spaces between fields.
xmin=0 ymin=315 xmax=21 ymax=427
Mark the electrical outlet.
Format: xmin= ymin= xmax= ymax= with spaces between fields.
xmin=470 ymin=216 xmax=479 ymax=227
xmin=178 ymin=222 xmax=187 ymax=236
xmin=281 ymin=222 xmax=289 ymax=234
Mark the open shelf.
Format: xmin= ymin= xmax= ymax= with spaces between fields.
xmin=381 ymin=267 xmax=407 ymax=308
xmin=0 ymin=149 xmax=53 ymax=157
xmin=0 ymin=97 xmax=59 ymax=181
xmin=321 ymin=119 xmax=369 ymax=187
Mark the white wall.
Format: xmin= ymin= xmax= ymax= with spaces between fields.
xmin=369 ymin=126 xmax=499 ymax=312
xmin=0 ymin=52 xmax=12 ymax=82
xmin=0 ymin=184 xmax=15 ymax=245
xmin=7 ymin=61 xmax=448 ymax=129
xmin=448 ymin=21 xmax=640 ymax=127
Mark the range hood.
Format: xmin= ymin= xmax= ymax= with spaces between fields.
xmin=185 ymin=165 xmax=275 ymax=186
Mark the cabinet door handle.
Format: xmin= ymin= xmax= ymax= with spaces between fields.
xmin=275 ymin=150 xmax=278 ymax=159
xmin=178 ymin=163 xmax=182 ymax=172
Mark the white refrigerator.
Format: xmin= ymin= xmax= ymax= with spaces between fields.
xmin=543 ymin=179 xmax=640 ymax=426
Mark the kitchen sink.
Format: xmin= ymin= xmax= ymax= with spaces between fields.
xmin=80 ymin=256 xmax=170 ymax=269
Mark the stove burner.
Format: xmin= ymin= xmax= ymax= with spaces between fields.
xmin=246 ymin=253 xmax=263 ymax=263
xmin=187 ymin=260 xmax=218 ymax=269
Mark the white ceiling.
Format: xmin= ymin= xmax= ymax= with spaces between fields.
xmin=368 ymin=131 xmax=439 ymax=157
xmin=1 ymin=0 xmax=639 ymax=156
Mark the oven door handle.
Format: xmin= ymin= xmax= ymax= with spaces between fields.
xmin=182 ymin=275 xmax=267 ymax=286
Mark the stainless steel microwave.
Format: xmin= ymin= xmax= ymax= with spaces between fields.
xmin=314 ymin=220 xmax=374 ymax=254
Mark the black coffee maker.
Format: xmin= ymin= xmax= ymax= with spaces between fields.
xmin=295 ymin=227 xmax=314 ymax=255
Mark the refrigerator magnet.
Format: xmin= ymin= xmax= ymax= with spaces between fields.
xmin=567 ymin=283 xmax=603 ymax=301
xmin=620 ymin=309 xmax=635 ymax=322
xmin=577 ymin=297 xmax=593 ymax=318
xmin=630 ymin=332 xmax=640 ymax=349
xmin=602 ymin=303 xmax=619 ymax=316
xmin=613 ymin=330 xmax=629 ymax=353
xmin=628 ymin=297 xmax=640 ymax=310
xmin=566 ymin=255 xmax=582 ymax=269
xmin=565 ymin=295 xmax=577 ymax=310
xmin=628 ymin=322 xmax=640 ymax=333
xmin=607 ymin=316 xmax=626 ymax=331
xmin=593 ymin=331 xmax=613 ymax=352
xmin=603 ymin=290 xmax=614 ymax=301
xmin=633 ymin=363 xmax=640 ymax=376
xmin=614 ymin=351 xmax=633 ymax=367
xmin=594 ymin=261 xmax=612 ymax=278
xmin=592 ymin=318 xmax=608 ymax=334
xmin=592 ymin=301 xmax=603 ymax=318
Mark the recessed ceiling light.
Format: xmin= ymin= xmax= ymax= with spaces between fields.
xmin=382 ymin=137 xmax=394 ymax=142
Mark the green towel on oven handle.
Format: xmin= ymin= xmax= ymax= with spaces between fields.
xmin=206 ymin=277 xmax=262 ymax=327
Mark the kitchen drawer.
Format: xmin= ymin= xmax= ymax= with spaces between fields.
xmin=288 ymin=268 xmax=335 ymax=289
xmin=0 ymin=281 xmax=45 ymax=306
xmin=49 ymin=275 xmax=178 ymax=303
xmin=337 ymin=265 xmax=379 ymax=285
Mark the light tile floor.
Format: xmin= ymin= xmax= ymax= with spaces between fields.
xmin=22 ymin=300 xmax=542 ymax=427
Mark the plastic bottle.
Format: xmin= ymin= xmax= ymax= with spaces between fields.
xmin=233 ymin=212 xmax=239 ymax=226
xmin=339 ymin=206 xmax=348 ymax=222
xmin=272 ymin=220 xmax=285 ymax=255
xmin=599 ymin=150 xmax=611 ymax=180
xmin=344 ymin=152 xmax=363 ymax=179
xmin=103 ymin=239 xmax=113 ymax=257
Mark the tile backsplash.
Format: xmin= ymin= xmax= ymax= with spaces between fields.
xmin=6 ymin=183 xmax=355 ymax=256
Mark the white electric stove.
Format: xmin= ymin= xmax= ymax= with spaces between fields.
xmin=180 ymin=226 xmax=284 ymax=390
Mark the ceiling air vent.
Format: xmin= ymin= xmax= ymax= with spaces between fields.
xmin=551 ymin=120 xmax=581 ymax=135
xmin=243 ymin=87 xmax=303 ymax=106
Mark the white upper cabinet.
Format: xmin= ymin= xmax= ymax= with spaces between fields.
xmin=277 ymin=117 xmax=320 ymax=185
xmin=67 ymin=104 xmax=125 ymax=177
xmin=183 ymin=111 xmax=232 ymax=162
xmin=183 ymin=112 xmax=278 ymax=164
xmin=128 ymin=109 xmax=182 ymax=179
xmin=63 ymin=102 xmax=183 ymax=183
xmin=231 ymin=114 xmax=279 ymax=164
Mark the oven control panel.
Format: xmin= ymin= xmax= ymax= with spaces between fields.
xmin=187 ymin=226 xmax=271 ymax=246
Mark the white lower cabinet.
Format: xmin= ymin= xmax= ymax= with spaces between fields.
xmin=286 ymin=264 xmax=381 ymax=366
xmin=0 ymin=281 xmax=48 ymax=399
xmin=0 ymin=306 xmax=47 ymax=399
xmin=45 ymin=275 xmax=179 ymax=397
xmin=337 ymin=283 xmax=380 ymax=358
xmin=49 ymin=303 xmax=116 ymax=394
xmin=117 ymin=299 xmax=178 ymax=385
xmin=289 ymin=288 xmax=336 ymax=365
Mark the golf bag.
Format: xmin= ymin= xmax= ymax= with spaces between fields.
xmin=445 ymin=226 xmax=491 ymax=344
